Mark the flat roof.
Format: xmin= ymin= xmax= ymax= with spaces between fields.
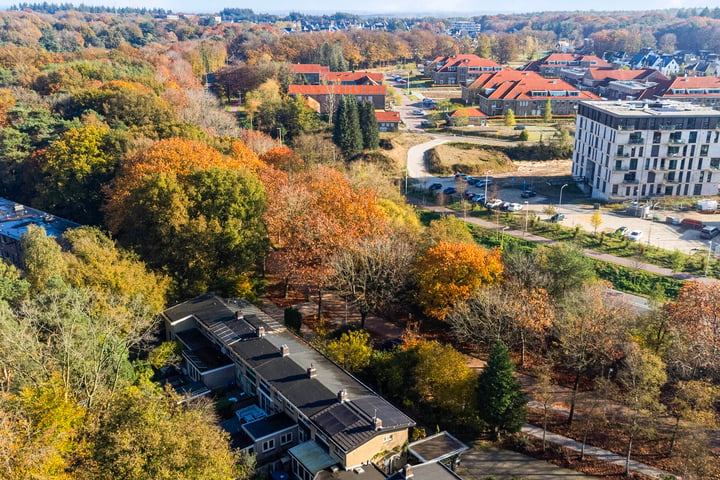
xmin=580 ymin=100 xmax=720 ymax=117
xmin=409 ymin=431 xmax=469 ymax=463
xmin=0 ymin=197 xmax=79 ymax=241
xmin=242 ymin=413 xmax=295 ymax=441
xmin=289 ymin=440 xmax=338 ymax=473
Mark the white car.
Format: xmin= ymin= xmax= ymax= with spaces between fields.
xmin=485 ymin=199 xmax=503 ymax=209
xmin=506 ymin=202 xmax=523 ymax=212
xmin=411 ymin=109 xmax=424 ymax=115
xmin=627 ymin=230 xmax=643 ymax=242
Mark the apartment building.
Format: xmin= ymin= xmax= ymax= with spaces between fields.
xmin=429 ymin=54 xmax=503 ymax=86
xmin=572 ymin=100 xmax=720 ymax=201
xmin=163 ymin=294 xmax=415 ymax=480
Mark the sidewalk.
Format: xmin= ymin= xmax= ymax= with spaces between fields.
xmin=521 ymin=424 xmax=675 ymax=479
xmin=414 ymin=202 xmax=710 ymax=282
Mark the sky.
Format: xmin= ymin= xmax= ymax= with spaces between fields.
xmin=3 ymin=0 xmax=717 ymax=14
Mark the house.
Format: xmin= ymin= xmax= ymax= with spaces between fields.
xmin=448 ymin=107 xmax=487 ymax=126
xmin=429 ymin=54 xmax=503 ymax=86
xmin=376 ymin=111 xmax=401 ymax=131
xmin=322 ymin=72 xmax=384 ymax=85
xmin=573 ymin=100 xmax=720 ymax=201
xmin=655 ymin=76 xmax=720 ymax=106
xmin=291 ymin=64 xmax=331 ymax=85
xmin=163 ymin=294 xmax=415 ymax=479
xmin=581 ymin=68 xmax=668 ymax=99
xmin=522 ymin=53 xmax=610 ymax=77
xmin=461 ymin=70 xmax=600 ymax=117
xmin=288 ymin=85 xmax=386 ymax=114
xmin=0 ymin=197 xmax=79 ymax=268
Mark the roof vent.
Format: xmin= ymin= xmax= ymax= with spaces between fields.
xmin=338 ymin=388 xmax=347 ymax=403
xmin=307 ymin=364 xmax=317 ymax=378
xmin=257 ymin=326 xmax=265 ymax=338
xmin=373 ymin=416 xmax=382 ymax=430
xmin=403 ymin=464 xmax=414 ymax=479
xmin=280 ymin=344 xmax=289 ymax=357
xmin=235 ymin=310 xmax=244 ymax=321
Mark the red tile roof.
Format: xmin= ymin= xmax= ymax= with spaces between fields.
xmin=663 ymin=76 xmax=720 ymax=91
xmin=586 ymin=68 xmax=664 ymax=81
xmin=288 ymin=84 xmax=387 ymax=95
xmin=290 ymin=64 xmax=331 ymax=74
xmin=434 ymin=54 xmax=501 ymax=72
xmin=468 ymin=70 xmax=600 ymax=100
xmin=375 ymin=111 xmax=400 ymax=122
xmin=451 ymin=107 xmax=487 ymax=118
xmin=524 ymin=53 xmax=610 ymax=71
xmin=322 ymin=71 xmax=384 ymax=84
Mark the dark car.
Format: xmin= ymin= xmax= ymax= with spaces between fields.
xmin=429 ymin=183 xmax=442 ymax=190
xmin=549 ymin=213 xmax=565 ymax=222
xmin=521 ymin=189 xmax=537 ymax=198
xmin=443 ymin=186 xmax=457 ymax=195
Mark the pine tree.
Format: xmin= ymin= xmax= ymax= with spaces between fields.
xmin=358 ymin=101 xmax=379 ymax=150
xmin=504 ymin=108 xmax=516 ymax=127
xmin=333 ymin=96 xmax=363 ymax=158
xmin=477 ymin=341 xmax=527 ymax=439
xmin=543 ymin=98 xmax=552 ymax=122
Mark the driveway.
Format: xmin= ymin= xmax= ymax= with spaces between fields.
xmin=456 ymin=445 xmax=592 ymax=480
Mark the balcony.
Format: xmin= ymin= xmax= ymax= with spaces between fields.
xmin=622 ymin=179 xmax=640 ymax=184
xmin=668 ymin=138 xmax=685 ymax=144
xmin=614 ymin=166 xmax=630 ymax=171
xmin=628 ymin=137 xmax=644 ymax=144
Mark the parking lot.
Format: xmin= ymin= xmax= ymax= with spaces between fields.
xmin=417 ymin=175 xmax=720 ymax=255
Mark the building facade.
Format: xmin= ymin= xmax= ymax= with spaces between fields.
xmin=163 ymin=294 xmax=415 ymax=479
xmin=430 ymin=54 xmax=503 ymax=86
xmin=573 ymin=100 xmax=720 ymax=201
xmin=288 ymin=85 xmax=387 ymax=114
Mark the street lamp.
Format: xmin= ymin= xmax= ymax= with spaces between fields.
xmin=484 ymin=169 xmax=493 ymax=203
xmin=706 ymin=240 xmax=714 ymax=277
xmin=524 ymin=201 xmax=529 ymax=235
xmin=559 ymin=183 xmax=569 ymax=209
xmin=501 ymin=226 xmax=509 ymax=248
xmin=277 ymin=127 xmax=283 ymax=145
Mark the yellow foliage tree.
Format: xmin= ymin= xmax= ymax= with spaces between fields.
xmin=325 ymin=330 xmax=373 ymax=373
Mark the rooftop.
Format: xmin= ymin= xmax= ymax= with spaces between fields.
xmin=387 ymin=462 xmax=464 ymax=480
xmin=375 ymin=111 xmax=401 ymax=122
xmin=242 ymin=413 xmax=296 ymax=441
xmin=0 ymin=198 xmax=79 ymax=242
xmin=580 ymin=100 xmax=720 ymax=117
xmin=289 ymin=440 xmax=338 ymax=473
xmin=408 ymin=431 xmax=469 ymax=463
xmin=288 ymin=85 xmax=387 ymax=95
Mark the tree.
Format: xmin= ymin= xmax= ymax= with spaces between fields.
xmin=333 ymin=95 xmax=362 ymax=157
xmin=415 ymin=241 xmax=503 ymax=321
xmin=0 ymin=260 xmax=29 ymax=307
xmin=358 ymin=100 xmax=379 ymax=150
xmin=329 ymin=234 xmax=416 ymax=328
xmin=493 ymin=34 xmax=518 ymax=64
xmin=503 ymin=108 xmax=516 ymax=127
xmin=90 ymin=387 xmax=250 ymax=480
xmin=518 ymin=129 xmax=529 ymax=141
xmin=543 ymin=98 xmax=552 ymax=122
xmin=21 ymin=224 xmax=67 ymax=292
xmin=538 ymin=243 xmax=596 ymax=298
xmin=325 ymin=329 xmax=373 ymax=373
xmin=477 ymin=341 xmax=527 ymax=439
xmin=590 ymin=209 xmax=603 ymax=234
xmin=475 ymin=34 xmax=492 ymax=58
xmin=667 ymin=379 xmax=719 ymax=456
xmin=425 ymin=215 xmax=474 ymax=246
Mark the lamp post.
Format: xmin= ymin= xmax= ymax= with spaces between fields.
xmin=524 ymin=201 xmax=529 ymax=235
xmin=559 ymin=183 xmax=569 ymax=209
xmin=501 ymin=226 xmax=509 ymax=248
xmin=277 ymin=127 xmax=283 ymax=145
xmin=706 ymin=240 xmax=714 ymax=277
xmin=484 ymin=169 xmax=493 ymax=204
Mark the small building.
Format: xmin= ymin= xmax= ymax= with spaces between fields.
xmin=448 ymin=108 xmax=487 ymax=126
xmin=322 ymin=72 xmax=383 ymax=85
xmin=0 ymin=198 xmax=79 ymax=268
xmin=523 ymin=53 xmax=610 ymax=77
xmin=291 ymin=64 xmax=331 ymax=85
xmin=288 ymin=84 xmax=387 ymax=114
xmin=655 ymin=76 xmax=720 ymax=107
xmin=376 ymin=111 xmax=401 ymax=131
xmin=429 ymin=54 xmax=503 ymax=86
xmin=573 ymin=100 xmax=720 ymax=201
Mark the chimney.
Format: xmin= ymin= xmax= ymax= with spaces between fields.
xmin=402 ymin=464 xmax=414 ymax=479
xmin=257 ymin=326 xmax=265 ymax=338
xmin=235 ymin=310 xmax=244 ymax=321
xmin=280 ymin=344 xmax=289 ymax=357
xmin=373 ymin=416 xmax=382 ymax=430
xmin=338 ymin=388 xmax=347 ymax=403
xmin=307 ymin=364 xmax=317 ymax=378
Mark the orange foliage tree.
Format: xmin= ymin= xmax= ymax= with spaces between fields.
xmin=264 ymin=165 xmax=387 ymax=304
xmin=664 ymin=280 xmax=720 ymax=377
xmin=260 ymin=146 xmax=304 ymax=173
xmin=415 ymin=241 xmax=503 ymax=320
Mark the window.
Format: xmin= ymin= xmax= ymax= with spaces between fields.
xmin=611 ymin=184 xmax=619 ymax=195
xmin=384 ymin=434 xmax=394 ymax=442
xmin=711 ymin=158 xmax=720 ymax=169
xmin=651 ymin=145 xmax=660 ymax=157
xmin=281 ymin=432 xmax=293 ymax=445
xmin=262 ymin=439 xmax=275 ymax=452
xmin=689 ymin=131 xmax=698 ymax=143
xmin=701 ymin=144 xmax=710 ymax=156
xmin=669 ymin=159 xmax=678 ymax=170
xmin=694 ymin=184 xmax=703 ymax=195
xmin=653 ymin=131 xmax=661 ymax=143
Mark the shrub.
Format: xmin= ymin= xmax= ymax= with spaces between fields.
xmin=284 ymin=307 xmax=302 ymax=332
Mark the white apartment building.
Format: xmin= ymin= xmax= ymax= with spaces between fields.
xmin=573 ymin=100 xmax=720 ymax=201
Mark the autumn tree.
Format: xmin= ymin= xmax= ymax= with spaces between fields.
xmin=329 ymin=234 xmax=416 ymax=327
xmin=21 ymin=224 xmax=67 ymax=292
xmin=425 ymin=215 xmax=474 ymax=246
xmin=667 ymin=379 xmax=719 ymax=456
xmin=325 ymin=329 xmax=373 ymax=373
xmin=590 ymin=209 xmax=603 ymax=235
xmin=477 ymin=341 xmax=527 ymax=439
xmin=503 ymin=108 xmax=516 ymax=127
xmin=415 ymin=241 xmax=503 ymax=320
xmin=538 ymin=243 xmax=596 ymax=298
xmin=543 ymin=98 xmax=552 ymax=122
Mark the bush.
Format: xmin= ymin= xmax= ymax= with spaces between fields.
xmin=284 ymin=307 xmax=302 ymax=332
xmin=593 ymin=260 xmax=682 ymax=298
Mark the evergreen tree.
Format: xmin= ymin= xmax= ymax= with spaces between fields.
xmin=504 ymin=108 xmax=516 ymax=127
xmin=358 ymin=101 xmax=379 ymax=150
xmin=333 ymin=96 xmax=363 ymax=158
xmin=477 ymin=341 xmax=527 ymax=439
xmin=543 ymin=98 xmax=552 ymax=122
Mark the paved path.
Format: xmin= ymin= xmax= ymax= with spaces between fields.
xmin=521 ymin=425 xmax=674 ymax=479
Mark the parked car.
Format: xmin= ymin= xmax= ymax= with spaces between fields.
xmin=507 ymin=202 xmax=523 ymax=212
xmin=429 ymin=183 xmax=442 ymax=190
xmin=423 ymin=98 xmax=435 ymax=105
xmin=471 ymin=194 xmax=486 ymax=203
xmin=475 ymin=178 xmax=494 ymax=187
xmin=396 ymin=79 xmax=407 ymax=84
xmin=454 ymin=172 xmax=468 ymax=179
xmin=412 ymin=109 xmax=424 ymax=115
xmin=514 ymin=125 xmax=526 ymax=130
xmin=464 ymin=191 xmax=476 ymax=199
xmin=443 ymin=186 xmax=456 ymax=195
xmin=465 ymin=176 xmax=477 ymax=183
xmin=420 ymin=120 xmax=435 ymax=127
xmin=615 ymin=226 xmax=629 ymax=236
xmin=485 ymin=199 xmax=503 ymax=209
xmin=521 ymin=189 xmax=537 ymax=198
xmin=627 ymin=230 xmax=644 ymax=242
xmin=700 ymin=226 xmax=720 ymax=239
xmin=549 ymin=213 xmax=565 ymax=222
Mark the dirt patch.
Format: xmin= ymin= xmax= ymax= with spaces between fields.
xmin=380 ymin=132 xmax=430 ymax=170
xmin=431 ymin=143 xmax=516 ymax=175
xmin=495 ymin=159 xmax=572 ymax=179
